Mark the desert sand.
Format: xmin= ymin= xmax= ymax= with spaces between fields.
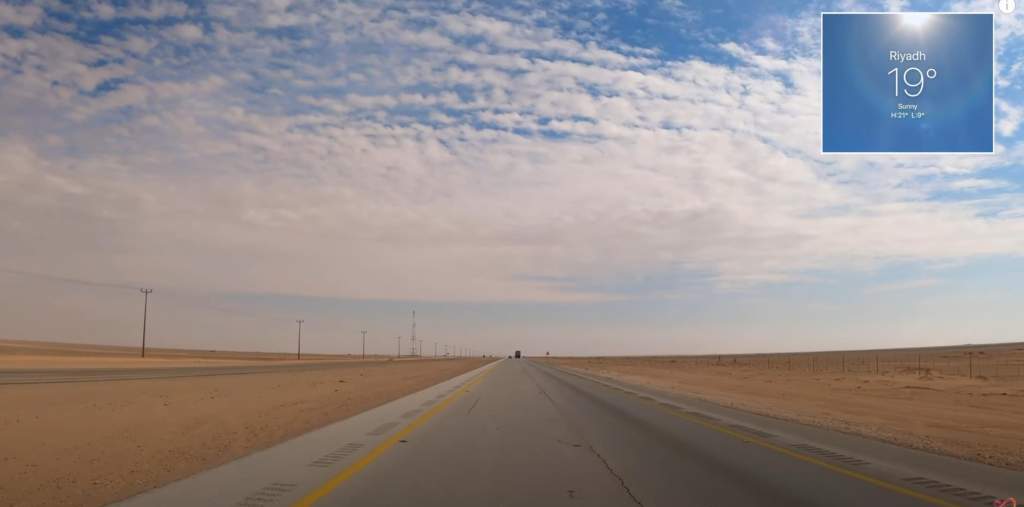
xmin=0 ymin=339 xmax=380 ymax=369
xmin=0 ymin=341 xmax=489 ymax=507
xmin=544 ymin=345 xmax=1024 ymax=472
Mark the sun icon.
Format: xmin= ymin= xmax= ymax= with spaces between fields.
xmin=899 ymin=12 xmax=932 ymax=30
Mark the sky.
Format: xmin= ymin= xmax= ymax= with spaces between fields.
xmin=2 ymin=0 xmax=1024 ymax=357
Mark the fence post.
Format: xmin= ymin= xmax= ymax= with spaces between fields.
xmin=875 ymin=355 xmax=879 ymax=374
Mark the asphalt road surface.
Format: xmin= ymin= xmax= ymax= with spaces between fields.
xmin=118 ymin=359 xmax=1021 ymax=507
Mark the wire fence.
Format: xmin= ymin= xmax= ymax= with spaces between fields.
xmin=656 ymin=345 xmax=1024 ymax=379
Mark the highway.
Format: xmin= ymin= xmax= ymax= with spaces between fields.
xmin=0 ymin=359 xmax=401 ymax=385
xmin=117 ymin=359 xmax=1022 ymax=507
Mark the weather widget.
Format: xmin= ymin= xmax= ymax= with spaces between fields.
xmin=821 ymin=13 xmax=994 ymax=153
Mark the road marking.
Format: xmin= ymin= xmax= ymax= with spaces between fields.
xmin=569 ymin=370 xmax=961 ymax=507
xmin=238 ymin=482 xmax=298 ymax=507
xmin=366 ymin=421 xmax=400 ymax=436
xmin=290 ymin=366 xmax=496 ymax=507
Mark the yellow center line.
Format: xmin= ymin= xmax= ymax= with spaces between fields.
xmin=577 ymin=371 xmax=961 ymax=507
xmin=290 ymin=365 xmax=497 ymax=507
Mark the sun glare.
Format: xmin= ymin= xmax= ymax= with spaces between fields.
xmin=900 ymin=12 xmax=932 ymax=30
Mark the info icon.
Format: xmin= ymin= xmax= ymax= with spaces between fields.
xmin=821 ymin=13 xmax=994 ymax=154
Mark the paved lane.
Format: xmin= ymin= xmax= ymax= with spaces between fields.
xmin=303 ymin=360 xmax=990 ymax=506
xmin=116 ymin=359 xmax=1020 ymax=506
xmin=311 ymin=357 xmax=638 ymax=506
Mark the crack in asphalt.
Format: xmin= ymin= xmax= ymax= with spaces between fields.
xmin=525 ymin=363 xmax=644 ymax=506
xmin=587 ymin=444 xmax=645 ymax=506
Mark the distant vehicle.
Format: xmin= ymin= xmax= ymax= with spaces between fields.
xmin=514 ymin=350 xmax=521 ymax=359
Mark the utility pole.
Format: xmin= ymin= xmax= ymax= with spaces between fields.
xmin=139 ymin=288 xmax=153 ymax=358
xmin=411 ymin=310 xmax=416 ymax=355
xmin=296 ymin=320 xmax=304 ymax=360
xmin=419 ymin=339 xmax=423 ymax=358
xmin=396 ymin=336 xmax=401 ymax=358
xmin=361 ymin=330 xmax=367 ymax=359
xmin=434 ymin=342 xmax=437 ymax=358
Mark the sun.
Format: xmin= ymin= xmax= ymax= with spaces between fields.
xmin=899 ymin=12 xmax=932 ymax=30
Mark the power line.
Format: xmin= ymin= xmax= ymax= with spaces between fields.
xmin=3 ymin=268 xmax=469 ymax=361
xmin=0 ymin=267 xmax=293 ymax=323
xmin=0 ymin=266 xmax=139 ymax=291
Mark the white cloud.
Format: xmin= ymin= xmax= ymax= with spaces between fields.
xmin=90 ymin=1 xmax=117 ymax=20
xmin=0 ymin=3 xmax=42 ymax=26
xmin=947 ymin=178 xmax=1012 ymax=191
xmin=121 ymin=34 xmax=159 ymax=55
xmin=89 ymin=1 xmax=188 ymax=20
xmin=166 ymin=23 xmax=204 ymax=42
xmin=126 ymin=1 xmax=188 ymax=19
xmin=2 ymin=0 xmax=1024 ymax=304
xmin=884 ymin=0 xmax=908 ymax=11
xmin=997 ymin=98 xmax=1023 ymax=137
xmin=864 ymin=277 xmax=942 ymax=294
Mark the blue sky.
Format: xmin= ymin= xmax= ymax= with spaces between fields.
xmin=1 ymin=0 xmax=1024 ymax=356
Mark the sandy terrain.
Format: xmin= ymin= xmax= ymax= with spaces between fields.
xmin=0 ymin=351 xmax=489 ymax=507
xmin=544 ymin=348 xmax=1024 ymax=472
xmin=555 ymin=342 xmax=1024 ymax=379
xmin=0 ymin=339 xmax=380 ymax=369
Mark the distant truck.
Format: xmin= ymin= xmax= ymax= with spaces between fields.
xmin=514 ymin=350 xmax=521 ymax=359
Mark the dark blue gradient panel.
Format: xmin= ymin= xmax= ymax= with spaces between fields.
xmin=822 ymin=13 xmax=993 ymax=153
